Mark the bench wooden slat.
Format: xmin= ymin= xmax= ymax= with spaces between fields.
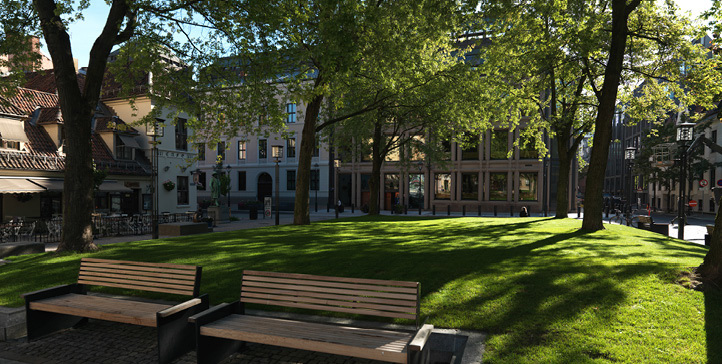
xmin=80 ymin=268 xmax=195 ymax=286
xmin=234 ymin=315 xmax=411 ymax=342
xmin=77 ymin=276 xmax=195 ymax=292
xmin=243 ymin=270 xmax=419 ymax=288
xmin=81 ymin=261 xmax=197 ymax=276
xmin=241 ymin=297 xmax=416 ymax=320
xmin=82 ymin=258 xmax=197 ymax=271
xmin=200 ymin=315 xmax=409 ymax=363
xmin=240 ymin=286 xmax=417 ymax=307
xmin=78 ymin=279 xmax=193 ymax=296
xmin=29 ymin=294 xmax=168 ymax=327
xmin=241 ymin=291 xmax=416 ymax=314
xmin=79 ymin=266 xmax=197 ymax=281
xmin=243 ymin=275 xmax=418 ymax=294
xmin=242 ymin=280 xmax=418 ymax=301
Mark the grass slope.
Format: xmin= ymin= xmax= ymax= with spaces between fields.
xmin=0 ymin=216 xmax=718 ymax=363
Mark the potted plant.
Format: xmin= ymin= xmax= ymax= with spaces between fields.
xmin=162 ymin=179 xmax=175 ymax=191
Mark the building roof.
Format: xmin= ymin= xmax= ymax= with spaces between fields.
xmin=6 ymin=87 xmax=58 ymax=113
xmin=94 ymin=116 xmax=139 ymax=135
xmin=0 ymin=119 xmax=65 ymax=171
xmin=23 ymin=69 xmax=86 ymax=94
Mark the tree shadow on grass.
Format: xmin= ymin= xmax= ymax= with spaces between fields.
xmin=706 ymin=288 xmax=722 ymax=363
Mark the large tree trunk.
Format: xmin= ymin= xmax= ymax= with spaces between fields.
xmin=581 ymin=0 xmax=640 ymax=231
xmin=368 ymin=120 xmax=383 ymax=215
xmin=699 ymin=195 xmax=722 ymax=283
xmin=35 ymin=0 xmax=133 ymax=251
xmin=293 ymin=93 xmax=324 ymax=225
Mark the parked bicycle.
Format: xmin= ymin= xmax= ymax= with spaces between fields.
xmin=608 ymin=209 xmax=640 ymax=226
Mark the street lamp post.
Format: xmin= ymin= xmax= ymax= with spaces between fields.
xmin=313 ymin=163 xmax=319 ymax=212
xmin=417 ymin=160 xmax=424 ymax=215
xmin=226 ymin=165 xmax=232 ymax=218
xmin=676 ymin=122 xmax=694 ymax=239
xmin=624 ymin=147 xmax=636 ymax=226
xmin=272 ymin=145 xmax=283 ymax=226
xmin=146 ymin=119 xmax=163 ymax=239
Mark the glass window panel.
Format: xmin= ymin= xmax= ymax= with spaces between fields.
xmin=519 ymin=172 xmax=538 ymax=201
xmin=435 ymin=173 xmax=451 ymax=200
xmin=238 ymin=141 xmax=246 ymax=160
xmin=491 ymin=130 xmax=509 ymax=160
xmin=461 ymin=134 xmax=479 ymax=160
xmin=258 ymin=139 xmax=267 ymax=159
xmin=177 ymin=176 xmax=189 ymax=205
xmin=384 ymin=174 xmax=399 ymax=191
xmin=489 ymin=172 xmax=508 ymax=201
xmin=287 ymin=170 xmax=296 ymax=190
xmin=287 ymin=138 xmax=296 ymax=158
xmin=519 ymin=134 xmax=538 ymax=159
xmin=461 ymin=173 xmax=479 ymax=200
xmin=361 ymin=174 xmax=371 ymax=191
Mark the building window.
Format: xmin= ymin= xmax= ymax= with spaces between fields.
xmin=489 ymin=173 xmax=508 ymax=201
xmin=491 ymin=130 xmax=509 ymax=159
xmin=177 ymin=176 xmax=189 ymax=205
xmin=287 ymin=170 xmax=296 ymax=190
xmin=197 ymin=172 xmax=206 ymax=190
xmin=712 ymin=168 xmax=716 ymax=190
xmin=115 ymin=136 xmax=134 ymax=160
xmin=286 ymin=103 xmax=296 ymax=123
xmin=442 ymin=140 xmax=452 ymax=160
xmin=385 ymin=174 xmax=400 ymax=191
xmin=175 ymin=118 xmax=188 ymax=151
xmin=361 ymin=174 xmax=371 ymax=191
xmin=197 ymin=143 xmax=205 ymax=161
xmin=435 ymin=173 xmax=451 ymax=200
xmin=238 ymin=171 xmax=246 ymax=191
xmin=238 ymin=141 xmax=246 ymax=160
xmin=519 ymin=172 xmax=538 ymax=201
xmin=310 ymin=169 xmax=320 ymax=190
xmin=461 ymin=173 xmax=479 ymax=200
xmin=287 ymin=138 xmax=296 ymax=158
xmin=259 ymin=139 xmax=267 ymax=159
xmin=519 ymin=134 xmax=538 ymax=159
xmin=461 ymin=135 xmax=479 ymax=160
xmin=217 ymin=141 xmax=225 ymax=161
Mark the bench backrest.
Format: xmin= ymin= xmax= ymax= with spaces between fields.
xmin=78 ymin=258 xmax=202 ymax=296
xmin=638 ymin=216 xmax=652 ymax=224
xmin=240 ymin=270 xmax=420 ymax=328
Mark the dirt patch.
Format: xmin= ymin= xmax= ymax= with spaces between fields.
xmin=677 ymin=268 xmax=705 ymax=291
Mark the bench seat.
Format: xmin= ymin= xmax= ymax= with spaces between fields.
xmin=29 ymin=293 xmax=170 ymax=327
xmin=201 ymin=314 xmax=413 ymax=363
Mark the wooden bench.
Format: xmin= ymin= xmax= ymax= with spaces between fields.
xmin=22 ymin=258 xmax=209 ymax=364
xmin=190 ymin=270 xmax=433 ymax=364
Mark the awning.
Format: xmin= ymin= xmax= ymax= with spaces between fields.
xmin=28 ymin=178 xmax=64 ymax=191
xmin=98 ymin=181 xmax=133 ymax=192
xmin=0 ymin=178 xmax=46 ymax=193
xmin=0 ymin=119 xmax=29 ymax=142
xmin=118 ymin=134 xmax=141 ymax=149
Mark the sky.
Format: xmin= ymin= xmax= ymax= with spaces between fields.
xmin=52 ymin=0 xmax=715 ymax=69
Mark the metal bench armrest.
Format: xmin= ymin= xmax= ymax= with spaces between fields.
xmin=22 ymin=283 xmax=85 ymax=302
xmin=189 ymin=301 xmax=242 ymax=326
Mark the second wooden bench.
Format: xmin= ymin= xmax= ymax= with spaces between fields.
xmin=190 ymin=270 xmax=433 ymax=364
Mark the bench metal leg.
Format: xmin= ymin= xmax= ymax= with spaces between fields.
xmin=196 ymin=335 xmax=245 ymax=364
xmin=408 ymin=346 xmax=432 ymax=364
xmin=25 ymin=308 xmax=87 ymax=341
xmin=157 ymin=295 xmax=210 ymax=364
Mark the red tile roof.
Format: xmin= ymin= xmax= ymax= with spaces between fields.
xmin=0 ymin=120 xmax=65 ymax=171
xmin=36 ymin=107 xmax=63 ymax=123
xmin=6 ymin=88 xmax=58 ymax=113
xmin=23 ymin=69 xmax=86 ymax=94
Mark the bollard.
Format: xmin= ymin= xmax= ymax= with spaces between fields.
xmin=605 ymin=206 xmax=609 ymax=219
xmin=327 ymin=204 xmax=329 ymax=213
xmin=463 ymin=205 xmax=466 ymax=216
xmin=478 ymin=205 xmax=481 ymax=216
xmin=510 ymin=206 xmax=513 ymax=217
xmin=494 ymin=205 xmax=497 ymax=216
xmin=404 ymin=205 xmax=408 ymax=215
xmin=433 ymin=205 xmax=436 ymax=215
xmin=419 ymin=205 xmax=422 ymax=215
xmin=352 ymin=204 xmax=355 ymax=214
xmin=447 ymin=205 xmax=451 ymax=216
xmin=577 ymin=204 xmax=580 ymax=218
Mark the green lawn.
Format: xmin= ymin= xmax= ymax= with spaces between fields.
xmin=0 ymin=216 xmax=718 ymax=363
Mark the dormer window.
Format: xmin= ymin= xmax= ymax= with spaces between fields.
xmin=0 ymin=139 xmax=22 ymax=151
xmin=116 ymin=134 xmax=140 ymax=160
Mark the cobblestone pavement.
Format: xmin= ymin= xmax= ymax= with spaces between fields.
xmin=0 ymin=320 xmax=382 ymax=364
